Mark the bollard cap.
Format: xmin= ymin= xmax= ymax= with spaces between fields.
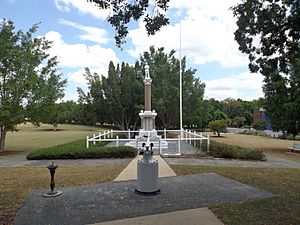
xmin=47 ymin=161 xmax=58 ymax=169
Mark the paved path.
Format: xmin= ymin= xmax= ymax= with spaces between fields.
xmin=14 ymin=173 xmax=275 ymax=225
xmin=165 ymin=155 xmax=300 ymax=168
xmin=110 ymin=155 xmax=224 ymax=225
xmin=114 ymin=155 xmax=176 ymax=181
xmin=91 ymin=208 xmax=224 ymax=225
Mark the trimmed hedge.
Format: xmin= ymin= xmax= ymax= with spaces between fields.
xmin=27 ymin=139 xmax=137 ymax=160
xmin=206 ymin=141 xmax=266 ymax=161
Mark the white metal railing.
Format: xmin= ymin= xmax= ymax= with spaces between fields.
xmin=86 ymin=128 xmax=210 ymax=156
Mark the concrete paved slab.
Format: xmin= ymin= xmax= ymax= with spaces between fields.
xmin=90 ymin=208 xmax=223 ymax=225
xmin=13 ymin=173 xmax=273 ymax=225
xmin=114 ymin=155 xmax=176 ymax=181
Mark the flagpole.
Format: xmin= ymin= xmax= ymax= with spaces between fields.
xmin=179 ymin=20 xmax=183 ymax=138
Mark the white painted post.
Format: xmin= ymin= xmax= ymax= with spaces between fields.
xmin=164 ymin=128 xmax=167 ymax=139
xmin=207 ymin=135 xmax=210 ymax=152
xmin=86 ymin=136 xmax=89 ymax=149
xmin=116 ymin=135 xmax=119 ymax=147
xmin=99 ymin=132 xmax=101 ymax=140
xmin=159 ymin=138 xmax=162 ymax=155
xmin=185 ymin=129 xmax=187 ymax=142
xmin=178 ymin=135 xmax=181 ymax=155
xmin=104 ymin=131 xmax=106 ymax=139
xmin=93 ymin=134 xmax=96 ymax=145
xmin=128 ymin=129 xmax=130 ymax=139
xmin=110 ymin=129 xmax=113 ymax=138
xmin=189 ymin=130 xmax=192 ymax=144
xmin=193 ymin=131 xmax=196 ymax=147
xmin=200 ymin=132 xmax=203 ymax=137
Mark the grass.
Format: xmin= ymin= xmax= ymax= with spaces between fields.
xmin=27 ymin=139 xmax=137 ymax=160
xmin=172 ymin=165 xmax=300 ymax=225
xmin=2 ymin=123 xmax=102 ymax=155
xmin=210 ymin=133 xmax=300 ymax=163
xmin=0 ymin=164 xmax=127 ymax=225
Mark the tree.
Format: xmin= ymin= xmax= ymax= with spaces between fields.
xmin=79 ymin=47 xmax=206 ymax=130
xmin=78 ymin=63 xmax=143 ymax=130
xmin=88 ymin=0 xmax=170 ymax=47
xmin=0 ymin=20 xmax=66 ymax=151
xmin=252 ymin=120 xmax=266 ymax=131
xmin=42 ymin=101 xmax=80 ymax=130
xmin=139 ymin=47 xmax=206 ymax=129
xmin=232 ymin=0 xmax=300 ymax=135
xmin=208 ymin=120 xmax=227 ymax=137
xmin=233 ymin=116 xmax=246 ymax=128
xmin=212 ymin=109 xmax=229 ymax=121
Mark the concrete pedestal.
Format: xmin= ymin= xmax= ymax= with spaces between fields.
xmin=136 ymin=158 xmax=160 ymax=195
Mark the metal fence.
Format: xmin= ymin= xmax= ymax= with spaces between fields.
xmin=86 ymin=129 xmax=210 ymax=156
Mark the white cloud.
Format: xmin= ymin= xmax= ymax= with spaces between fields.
xmin=128 ymin=0 xmax=248 ymax=68
xmin=54 ymin=0 xmax=110 ymax=19
xmin=67 ymin=67 xmax=108 ymax=84
xmin=61 ymin=91 xmax=79 ymax=102
xmin=59 ymin=19 xmax=109 ymax=44
xmin=204 ymin=72 xmax=264 ymax=100
xmin=44 ymin=31 xmax=117 ymax=71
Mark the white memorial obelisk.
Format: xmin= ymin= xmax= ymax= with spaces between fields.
xmin=139 ymin=63 xmax=157 ymax=136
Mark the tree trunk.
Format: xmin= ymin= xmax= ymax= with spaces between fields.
xmin=0 ymin=126 xmax=7 ymax=152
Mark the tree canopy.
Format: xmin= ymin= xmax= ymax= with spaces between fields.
xmin=0 ymin=20 xmax=66 ymax=151
xmin=78 ymin=47 xmax=207 ymax=130
xmin=232 ymin=0 xmax=300 ymax=135
xmin=88 ymin=0 xmax=170 ymax=47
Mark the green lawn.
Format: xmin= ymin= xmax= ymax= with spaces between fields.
xmin=172 ymin=165 xmax=300 ymax=225
xmin=3 ymin=124 xmax=103 ymax=154
xmin=210 ymin=133 xmax=300 ymax=163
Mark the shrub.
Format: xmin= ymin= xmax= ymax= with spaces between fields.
xmin=207 ymin=141 xmax=266 ymax=161
xmin=252 ymin=120 xmax=266 ymax=131
xmin=286 ymin=135 xmax=295 ymax=140
xmin=27 ymin=139 xmax=137 ymax=160
xmin=208 ymin=120 xmax=227 ymax=136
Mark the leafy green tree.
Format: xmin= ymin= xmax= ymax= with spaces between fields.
xmin=88 ymin=0 xmax=170 ymax=47
xmin=43 ymin=101 xmax=80 ymax=130
xmin=102 ymin=62 xmax=143 ymax=129
xmin=77 ymin=68 xmax=103 ymax=126
xmin=139 ymin=47 xmax=206 ymax=129
xmin=208 ymin=120 xmax=227 ymax=137
xmin=233 ymin=116 xmax=246 ymax=128
xmin=212 ymin=109 xmax=229 ymax=121
xmin=79 ymin=47 xmax=206 ymax=130
xmin=232 ymin=0 xmax=300 ymax=135
xmin=0 ymin=20 xmax=66 ymax=151
xmin=78 ymin=63 xmax=143 ymax=130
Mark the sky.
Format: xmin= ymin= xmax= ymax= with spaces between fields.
xmin=0 ymin=0 xmax=264 ymax=101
